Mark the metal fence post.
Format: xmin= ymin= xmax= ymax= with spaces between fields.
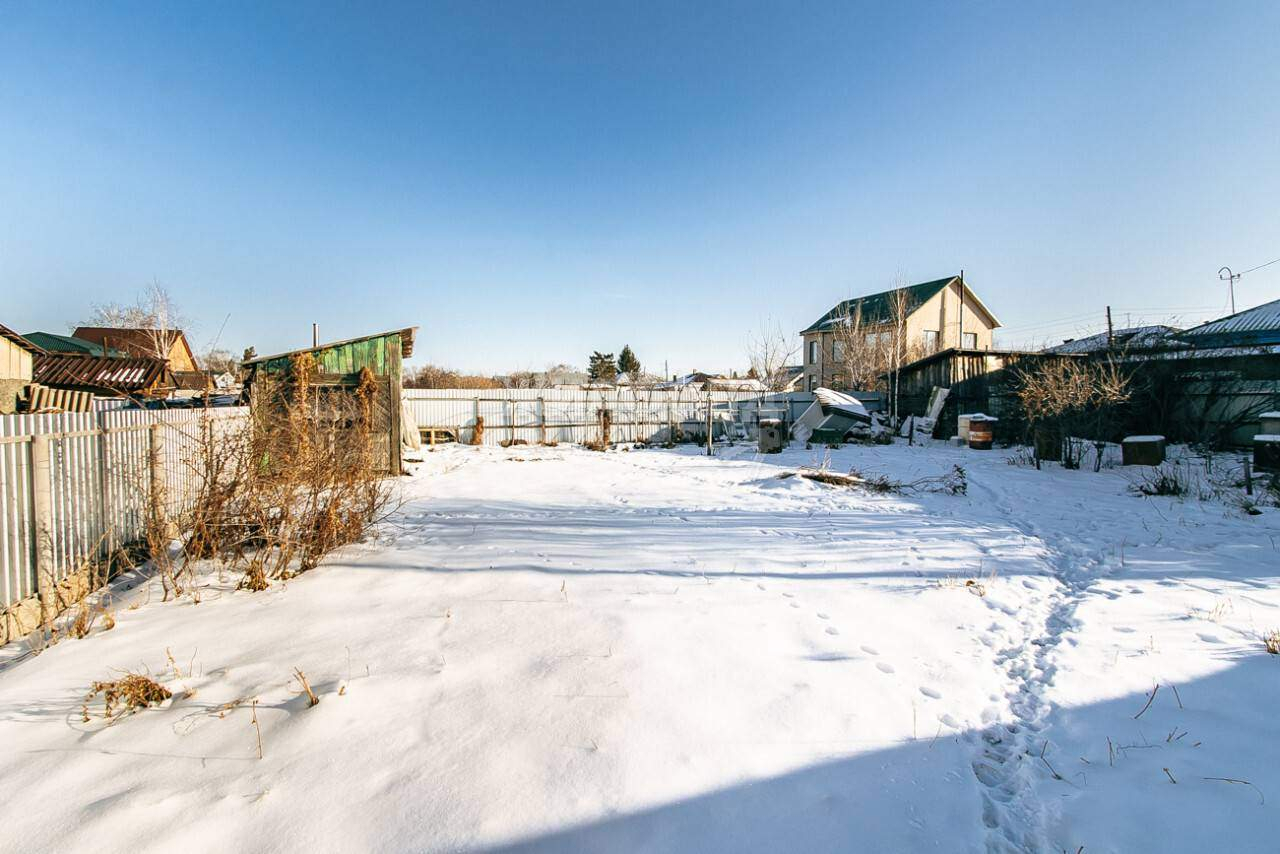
xmin=149 ymin=423 xmax=169 ymax=537
xmin=31 ymin=434 xmax=55 ymax=626
xmin=97 ymin=418 xmax=114 ymax=561
xmin=538 ymin=397 xmax=546 ymax=445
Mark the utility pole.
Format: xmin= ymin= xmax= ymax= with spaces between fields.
xmin=1218 ymin=267 xmax=1239 ymax=314
xmin=312 ymin=323 xmax=318 ymax=348
xmin=706 ymin=385 xmax=713 ymax=457
xmin=957 ymin=270 xmax=965 ymax=349
xmin=1106 ymin=306 xmax=1114 ymax=351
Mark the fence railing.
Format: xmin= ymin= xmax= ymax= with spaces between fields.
xmin=0 ymin=407 xmax=250 ymax=620
xmin=404 ymin=388 xmax=817 ymax=446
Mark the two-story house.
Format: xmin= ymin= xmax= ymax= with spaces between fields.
xmin=801 ymin=275 xmax=1001 ymax=391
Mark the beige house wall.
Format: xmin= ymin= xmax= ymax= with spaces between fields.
xmin=0 ymin=337 xmax=34 ymax=382
xmin=802 ymin=280 xmax=998 ymax=391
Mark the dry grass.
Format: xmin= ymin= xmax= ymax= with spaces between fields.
xmin=86 ymin=672 xmax=172 ymax=721
xmin=293 ymin=667 xmax=320 ymax=706
xmin=1263 ymin=630 xmax=1280 ymax=655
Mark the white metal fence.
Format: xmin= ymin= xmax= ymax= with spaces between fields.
xmin=403 ymin=388 xmax=817 ymax=447
xmin=0 ymin=407 xmax=250 ymax=611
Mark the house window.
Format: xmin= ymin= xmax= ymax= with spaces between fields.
xmin=808 ymin=374 xmax=818 ymax=391
xmin=962 ymin=332 xmax=977 ymax=349
xmin=808 ymin=340 xmax=818 ymax=364
xmin=833 ymin=340 xmax=845 ymax=363
xmin=922 ymin=330 xmax=939 ymax=350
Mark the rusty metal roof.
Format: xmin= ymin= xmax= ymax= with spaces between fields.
xmin=33 ymin=353 xmax=172 ymax=394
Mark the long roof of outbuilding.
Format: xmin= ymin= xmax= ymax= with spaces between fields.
xmin=243 ymin=327 xmax=418 ymax=366
xmin=1177 ymin=298 xmax=1280 ymax=347
xmin=802 ymin=276 xmax=1000 ymax=334
xmin=33 ymin=353 xmax=172 ymax=393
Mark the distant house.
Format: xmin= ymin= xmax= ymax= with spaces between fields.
xmin=777 ymin=365 xmax=805 ymax=392
xmin=1044 ymin=325 xmax=1180 ymax=355
xmin=802 ymin=276 xmax=1001 ymax=392
xmin=72 ymin=327 xmax=199 ymax=372
xmin=1 ymin=322 xmax=43 ymax=413
xmin=172 ymin=370 xmax=239 ymax=397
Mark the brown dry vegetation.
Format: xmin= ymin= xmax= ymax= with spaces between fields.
xmin=178 ymin=354 xmax=392 ymax=591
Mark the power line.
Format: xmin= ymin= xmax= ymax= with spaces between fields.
xmin=1239 ymin=256 xmax=1280 ymax=276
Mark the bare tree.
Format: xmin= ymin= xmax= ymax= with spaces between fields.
xmin=80 ymin=281 xmax=188 ymax=361
xmin=830 ymin=280 xmax=926 ymax=413
xmin=200 ymin=348 xmax=238 ymax=374
xmin=746 ymin=320 xmax=798 ymax=393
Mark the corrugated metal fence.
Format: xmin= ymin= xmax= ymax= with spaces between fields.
xmin=0 ymin=407 xmax=250 ymax=611
xmin=404 ymin=388 xmax=817 ymax=446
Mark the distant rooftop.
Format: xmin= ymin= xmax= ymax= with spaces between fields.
xmin=1177 ymin=298 xmax=1280 ymax=348
xmin=1043 ymin=325 xmax=1180 ymax=354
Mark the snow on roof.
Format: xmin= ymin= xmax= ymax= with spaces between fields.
xmin=1044 ymin=325 xmax=1180 ymax=354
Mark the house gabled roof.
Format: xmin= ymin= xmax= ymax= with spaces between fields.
xmin=1176 ymin=298 xmax=1280 ymax=348
xmin=802 ymin=276 xmax=1001 ymax=334
xmin=0 ymin=322 xmax=45 ymax=355
xmin=72 ymin=326 xmax=196 ymax=365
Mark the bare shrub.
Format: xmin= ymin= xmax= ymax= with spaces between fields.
xmin=1130 ymin=463 xmax=1191 ymax=497
xmin=1017 ymin=357 xmax=1133 ymax=470
xmin=179 ymin=357 xmax=392 ymax=590
xmin=1006 ymin=446 xmax=1037 ymax=467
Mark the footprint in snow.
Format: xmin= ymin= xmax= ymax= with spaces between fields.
xmin=860 ymin=644 xmax=880 ymax=656
xmin=876 ymin=661 xmax=895 ymax=674
xmin=757 ymin=584 xmax=766 ymax=591
xmin=790 ymin=602 xmax=800 ymax=609
xmin=919 ymin=686 xmax=942 ymax=699
xmin=1197 ymin=632 xmax=1223 ymax=644
xmin=825 ymin=627 xmax=840 ymax=636
xmin=816 ymin=612 xmax=829 ymax=620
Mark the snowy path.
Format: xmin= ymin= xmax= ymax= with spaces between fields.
xmin=0 ymin=442 xmax=1277 ymax=853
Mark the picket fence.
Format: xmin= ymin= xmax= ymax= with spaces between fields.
xmin=0 ymin=407 xmax=250 ymax=612
xmin=403 ymin=387 xmax=816 ymax=447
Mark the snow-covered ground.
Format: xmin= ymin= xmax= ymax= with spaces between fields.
xmin=1 ymin=441 xmax=1278 ymax=853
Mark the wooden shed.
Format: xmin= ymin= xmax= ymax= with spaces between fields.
xmin=242 ymin=328 xmax=417 ymax=475
xmin=891 ymin=348 xmax=1082 ymax=440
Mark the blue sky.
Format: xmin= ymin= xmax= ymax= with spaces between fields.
xmin=2 ymin=1 xmax=1278 ymax=374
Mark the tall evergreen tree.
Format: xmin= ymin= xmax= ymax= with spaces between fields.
xmin=588 ymin=351 xmax=617 ymax=383
xmin=617 ymin=345 xmax=641 ymax=377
